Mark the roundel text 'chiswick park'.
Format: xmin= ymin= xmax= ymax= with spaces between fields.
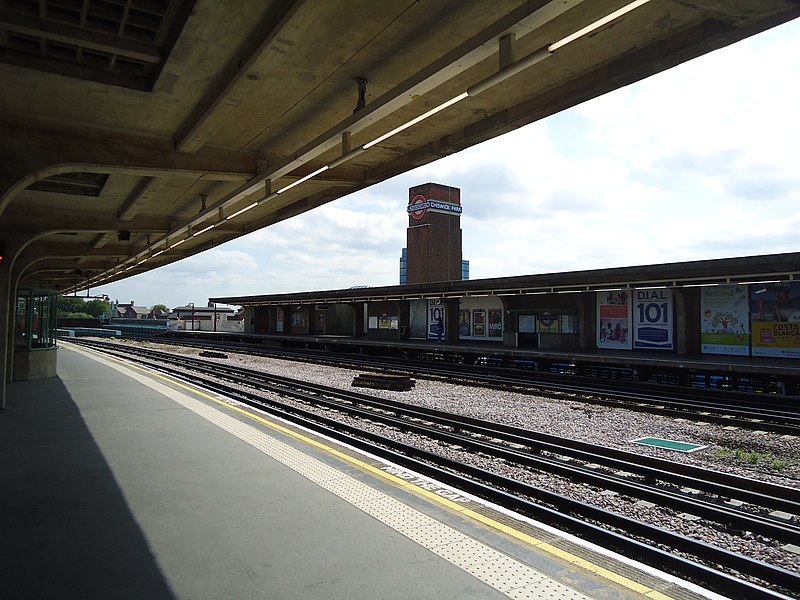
xmin=406 ymin=183 xmax=463 ymax=285
xmin=407 ymin=194 xmax=464 ymax=220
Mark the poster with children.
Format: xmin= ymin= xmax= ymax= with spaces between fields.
xmin=597 ymin=291 xmax=631 ymax=350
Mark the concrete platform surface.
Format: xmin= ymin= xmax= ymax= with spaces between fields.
xmin=1 ymin=345 xmax=721 ymax=600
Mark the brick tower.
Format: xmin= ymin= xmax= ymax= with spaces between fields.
xmin=406 ymin=183 xmax=462 ymax=284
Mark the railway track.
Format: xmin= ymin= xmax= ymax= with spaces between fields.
xmin=109 ymin=334 xmax=800 ymax=436
xmin=67 ymin=338 xmax=800 ymax=599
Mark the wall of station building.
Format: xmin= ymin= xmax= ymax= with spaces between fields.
xmin=243 ymin=281 xmax=800 ymax=359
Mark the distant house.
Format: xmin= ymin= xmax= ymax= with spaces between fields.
xmin=111 ymin=301 xmax=151 ymax=320
xmin=169 ymin=303 xmax=243 ymax=332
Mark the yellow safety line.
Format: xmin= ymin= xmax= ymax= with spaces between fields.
xmin=85 ymin=346 xmax=678 ymax=600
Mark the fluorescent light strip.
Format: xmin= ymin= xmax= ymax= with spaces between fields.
xmin=276 ymin=166 xmax=329 ymax=194
xmin=226 ymin=202 xmax=258 ymax=220
xmin=363 ymin=92 xmax=469 ymax=149
xmin=192 ymin=223 xmax=216 ymax=237
xmin=549 ymin=0 xmax=652 ymax=52
xmin=152 ymin=249 xmax=166 ymax=257
xmin=169 ymin=238 xmax=187 ymax=249
xmin=467 ymin=47 xmax=551 ymax=96
xmin=328 ymin=146 xmax=365 ymax=169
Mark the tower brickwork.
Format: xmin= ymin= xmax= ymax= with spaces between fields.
xmin=406 ymin=183 xmax=462 ymax=284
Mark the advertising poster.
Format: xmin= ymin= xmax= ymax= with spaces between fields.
xmin=458 ymin=309 xmax=471 ymax=337
xmin=473 ymin=309 xmax=486 ymax=336
xmin=597 ymin=291 xmax=631 ymax=349
xmin=276 ymin=307 xmax=284 ymax=333
xmin=488 ymin=309 xmax=503 ymax=337
xmin=518 ymin=315 xmax=535 ymax=333
xmin=751 ymin=283 xmax=800 ymax=358
xmin=290 ymin=310 xmax=306 ymax=328
xmin=428 ymin=300 xmax=445 ymax=340
xmin=700 ymin=285 xmax=750 ymax=355
xmin=409 ymin=299 xmax=428 ymax=339
xmin=633 ymin=288 xmax=673 ymax=350
xmin=538 ymin=311 xmax=559 ymax=334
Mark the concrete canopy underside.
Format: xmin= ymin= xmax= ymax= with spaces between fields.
xmin=2 ymin=2 xmax=800 ymax=404
xmin=1 ymin=1 xmax=799 ymax=293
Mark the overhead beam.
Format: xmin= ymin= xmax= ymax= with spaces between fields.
xmin=1 ymin=204 xmax=173 ymax=233
xmin=175 ymin=1 xmax=304 ymax=153
xmin=0 ymin=123 xmax=257 ymax=216
xmin=118 ymin=177 xmax=157 ymax=221
xmin=91 ymin=233 xmax=110 ymax=249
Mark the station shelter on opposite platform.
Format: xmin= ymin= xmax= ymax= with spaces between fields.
xmin=214 ymin=184 xmax=800 ymax=363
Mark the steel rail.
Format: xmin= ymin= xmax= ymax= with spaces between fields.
xmin=71 ymin=339 xmax=800 ymax=510
xmin=133 ymin=334 xmax=800 ymax=434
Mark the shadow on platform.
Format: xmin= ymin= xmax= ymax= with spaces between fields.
xmin=0 ymin=376 xmax=176 ymax=600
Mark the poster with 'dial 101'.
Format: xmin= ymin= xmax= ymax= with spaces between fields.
xmin=633 ymin=288 xmax=673 ymax=350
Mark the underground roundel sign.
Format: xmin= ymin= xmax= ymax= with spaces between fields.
xmin=407 ymin=194 xmax=429 ymax=220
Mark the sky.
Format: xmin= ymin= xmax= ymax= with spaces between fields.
xmin=97 ymin=17 xmax=800 ymax=311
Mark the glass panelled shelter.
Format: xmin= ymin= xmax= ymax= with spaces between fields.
xmin=13 ymin=288 xmax=58 ymax=380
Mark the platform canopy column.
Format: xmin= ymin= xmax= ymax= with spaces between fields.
xmin=443 ymin=298 xmax=460 ymax=344
xmin=350 ymin=302 xmax=366 ymax=337
xmin=1 ymin=234 xmax=29 ymax=408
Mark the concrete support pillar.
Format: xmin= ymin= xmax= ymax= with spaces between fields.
xmin=443 ymin=298 xmax=460 ymax=344
xmin=578 ymin=293 xmax=596 ymax=349
xmin=351 ymin=303 xmax=365 ymax=337
xmin=673 ymin=288 xmax=699 ymax=355
xmin=1 ymin=235 xmax=27 ymax=410
xmin=396 ymin=301 xmax=409 ymax=340
xmin=499 ymin=298 xmax=517 ymax=347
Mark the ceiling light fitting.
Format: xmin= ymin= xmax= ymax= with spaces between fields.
xmin=548 ymin=0 xmax=652 ymax=52
xmin=363 ymin=92 xmax=469 ymax=150
xmin=226 ymin=202 xmax=258 ymax=220
xmin=192 ymin=223 xmax=216 ymax=237
xmin=276 ymin=166 xmax=329 ymax=194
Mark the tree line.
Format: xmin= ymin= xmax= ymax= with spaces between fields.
xmin=57 ymin=297 xmax=169 ymax=319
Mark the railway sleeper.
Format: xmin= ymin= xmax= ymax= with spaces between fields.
xmin=352 ymin=373 xmax=416 ymax=391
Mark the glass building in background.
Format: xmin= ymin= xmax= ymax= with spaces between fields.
xmin=400 ymin=248 xmax=468 ymax=284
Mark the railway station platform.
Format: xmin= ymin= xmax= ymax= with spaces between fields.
xmin=1 ymin=345 xmax=723 ymax=600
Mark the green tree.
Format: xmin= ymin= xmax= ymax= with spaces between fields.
xmin=84 ymin=298 xmax=110 ymax=318
xmin=151 ymin=304 xmax=169 ymax=315
xmin=57 ymin=296 xmax=89 ymax=317
xmin=57 ymin=296 xmax=110 ymax=319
